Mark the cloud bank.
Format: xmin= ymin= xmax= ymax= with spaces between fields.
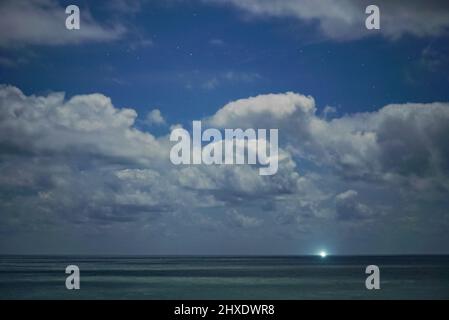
xmin=1 ymin=84 xmax=449 ymax=254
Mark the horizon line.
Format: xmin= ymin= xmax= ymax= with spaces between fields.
xmin=1 ymin=253 xmax=449 ymax=257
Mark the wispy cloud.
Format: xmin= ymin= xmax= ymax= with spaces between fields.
xmin=202 ymin=71 xmax=262 ymax=90
xmin=0 ymin=0 xmax=125 ymax=48
xmin=206 ymin=0 xmax=449 ymax=40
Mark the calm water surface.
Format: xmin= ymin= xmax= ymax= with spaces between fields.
xmin=1 ymin=255 xmax=448 ymax=299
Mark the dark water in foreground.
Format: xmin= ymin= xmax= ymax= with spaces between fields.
xmin=1 ymin=255 xmax=448 ymax=299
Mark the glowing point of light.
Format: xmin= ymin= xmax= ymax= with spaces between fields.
xmin=319 ymin=250 xmax=327 ymax=258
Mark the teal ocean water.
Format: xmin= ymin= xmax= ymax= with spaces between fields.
xmin=1 ymin=255 xmax=448 ymax=299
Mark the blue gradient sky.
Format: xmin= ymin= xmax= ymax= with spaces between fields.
xmin=2 ymin=1 xmax=449 ymax=126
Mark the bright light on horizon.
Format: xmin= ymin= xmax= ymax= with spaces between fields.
xmin=319 ymin=250 xmax=327 ymax=258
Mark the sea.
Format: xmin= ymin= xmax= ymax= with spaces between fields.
xmin=1 ymin=255 xmax=448 ymax=299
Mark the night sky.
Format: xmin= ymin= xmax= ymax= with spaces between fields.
xmin=1 ymin=0 xmax=449 ymax=255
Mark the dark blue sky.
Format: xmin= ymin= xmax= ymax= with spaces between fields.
xmin=2 ymin=0 xmax=448 ymax=127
